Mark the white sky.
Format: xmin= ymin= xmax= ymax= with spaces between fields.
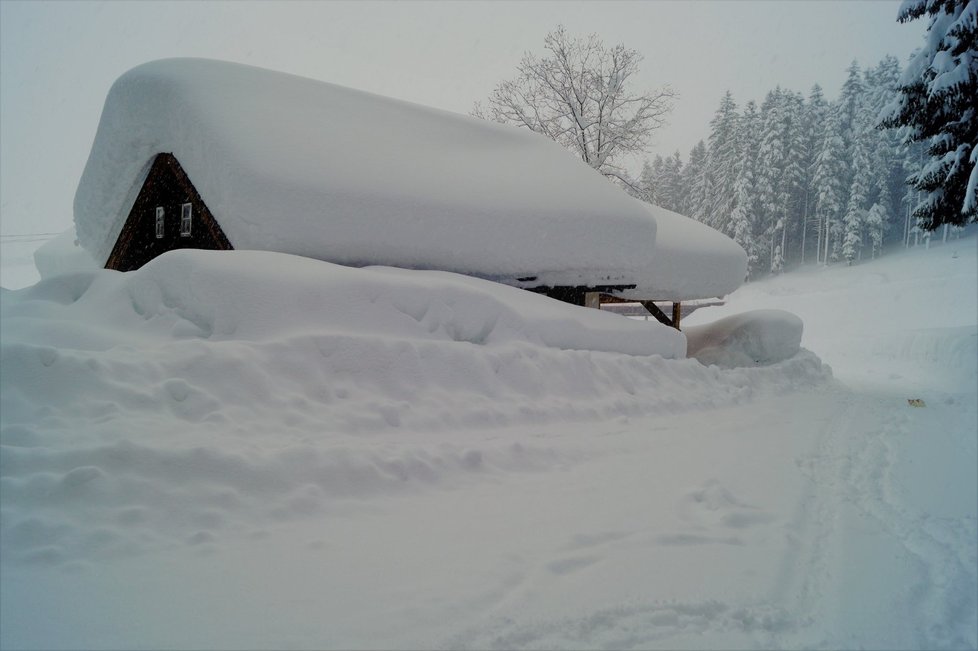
xmin=0 ymin=0 xmax=924 ymax=238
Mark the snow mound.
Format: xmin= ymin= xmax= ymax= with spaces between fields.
xmin=685 ymin=309 xmax=804 ymax=368
xmin=34 ymin=226 xmax=98 ymax=281
xmin=13 ymin=248 xmax=685 ymax=356
xmin=73 ymin=58 xmax=746 ymax=299
xmin=0 ymin=250 xmax=832 ymax=446
xmin=0 ymin=250 xmax=830 ymax=579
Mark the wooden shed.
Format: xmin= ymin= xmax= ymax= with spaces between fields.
xmin=75 ymin=59 xmax=748 ymax=325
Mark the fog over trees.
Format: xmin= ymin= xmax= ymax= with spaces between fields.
xmin=634 ymin=54 xmax=966 ymax=278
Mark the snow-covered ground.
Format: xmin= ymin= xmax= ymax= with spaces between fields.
xmin=1 ymin=233 xmax=976 ymax=650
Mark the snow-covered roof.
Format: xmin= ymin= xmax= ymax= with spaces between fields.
xmin=74 ymin=58 xmax=745 ymax=298
xmin=617 ymin=201 xmax=748 ymax=301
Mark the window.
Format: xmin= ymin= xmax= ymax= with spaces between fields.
xmin=180 ymin=203 xmax=192 ymax=237
xmin=155 ymin=207 xmax=164 ymax=238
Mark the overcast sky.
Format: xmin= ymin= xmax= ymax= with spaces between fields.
xmin=1 ymin=0 xmax=925 ymax=238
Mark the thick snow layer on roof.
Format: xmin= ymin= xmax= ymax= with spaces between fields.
xmin=74 ymin=59 xmax=660 ymax=286
xmin=615 ymin=201 xmax=747 ymax=300
xmin=74 ymin=59 xmax=744 ymax=299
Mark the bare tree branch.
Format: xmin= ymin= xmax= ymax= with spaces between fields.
xmin=473 ymin=25 xmax=676 ymax=188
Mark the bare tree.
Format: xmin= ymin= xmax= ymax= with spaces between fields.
xmin=474 ymin=26 xmax=675 ymax=189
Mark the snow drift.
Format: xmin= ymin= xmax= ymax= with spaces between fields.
xmin=685 ymin=309 xmax=804 ymax=368
xmin=73 ymin=58 xmax=745 ymax=299
xmin=33 ymin=226 xmax=97 ymax=281
xmin=0 ymin=250 xmax=828 ymax=590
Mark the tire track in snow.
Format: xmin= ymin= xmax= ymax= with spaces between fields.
xmin=786 ymin=387 xmax=977 ymax=649
xmin=844 ymin=398 xmax=977 ymax=649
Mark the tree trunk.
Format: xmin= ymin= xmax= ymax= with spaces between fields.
xmin=801 ymin=192 xmax=809 ymax=265
xmin=816 ymin=213 xmax=823 ymax=264
xmin=781 ymin=219 xmax=787 ymax=268
xmin=822 ymin=217 xmax=831 ymax=265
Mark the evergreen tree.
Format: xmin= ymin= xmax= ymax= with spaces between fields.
xmin=866 ymin=202 xmax=887 ymax=258
xmin=812 ymin=104 xmax=848 ymax=263
xmin=864 ymin=56 xmax=905 ymax=246
xmin=755 ymin=88 xmax=786 ymax=266
xmin=657 ymin=152 xmax=685 ymax=213
xmin=842 ymin=135 xmax=871 ymax=263
xmin=800 ymin=84 xmax=829 ymax=263
xmin=730 ymin=100 xmax=761 ymax=276
xmin=756 ymin=88 xmax=807 ymax=269
xmin=881 ymin=0 xmax=978 ymax=227
xmin=781 ymin=90 xmax=809 ymax=265
xmin=838 ymin=61 xmax=865 ymax=141
xmin=682 ymin=140 xmax=710 ymax=221
xmin=633 ymin=159 xmax=656 ymax=204
xmin=706 ymin=91 xmax=740 ymax=232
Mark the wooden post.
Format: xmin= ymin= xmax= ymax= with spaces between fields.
xmin=672 ymin=302 xmax=681 ymax=330
xmin=584 ymin=292 xmax=601 ymax=309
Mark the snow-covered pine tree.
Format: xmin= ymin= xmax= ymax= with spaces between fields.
xmin=812 ymin=104 xmax=848 ymax=263
xmin=755 ymin=88 xmax=787 ymax=267
xmin=682 ymin=140 xmax=710 ymax=221
xmin=658 ymin=152 xmax=685 ymax=213
xmin=730 ymin=100 xmax=761 ymax=276
xmin=866 ymin=202 xmax=887 ymax=257
xmin=771 ymin=238 xmax=785 ymax=274
xmin=842 ymin=133 xmax=872 ymax=264
xmin=755 ymin=88 xmax=807 ymax=270
xmin=633 ymin=159 xmax=656 ymax=204
xmin=881 ymin=0 xmax=977 ymax=227
xmin=781 ymin=90 xmax=809 ymax=265
xmin=706 ymin=91 xmax=740 ymax=232
xmin=800 ymin=84 xmax=829 ymax=263
xmin=838 ymin=61 xmax=865 ymax=142
xmin=841 ymin=66 xmax=879 ymax=264
xmin=863 ymin=56 xmax=905 ymax=248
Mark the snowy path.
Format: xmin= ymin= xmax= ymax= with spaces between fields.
xmin=1 ymin=389 xmax=837 ymax=649
xmin=7 ymin=378 xmax=972 ymax=650
xmin=781 ymin=384 xmax=977 ymax=650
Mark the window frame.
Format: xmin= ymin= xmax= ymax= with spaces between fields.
xmin=155 ymin=207 xmax=165 ymax=239
xmin=180 ymin=203 xmax=192 ymax=237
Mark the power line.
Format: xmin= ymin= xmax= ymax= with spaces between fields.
xmin=0 ymin=232 xmax=61 ymax=241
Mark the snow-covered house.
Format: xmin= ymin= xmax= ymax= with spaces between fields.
xmin=74 ymin=59 xmax=746 ymax=326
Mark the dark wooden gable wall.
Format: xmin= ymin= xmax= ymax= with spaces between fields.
xmin=105 ymin=153 xmax=232 ymax=271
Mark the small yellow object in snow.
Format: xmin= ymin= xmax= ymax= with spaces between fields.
xmin=907 ymin=398 xmax=926 ymax=408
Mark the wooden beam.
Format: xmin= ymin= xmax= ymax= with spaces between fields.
xmin=672 ymin=302 xmax=682 ymax=330
xmin=639 ymin=300 xmax=675 ymax=329
xmin=596 ymin=294 xmax=633 ymax=305
xmin=584 ymin=292 xmax=601 ymax=309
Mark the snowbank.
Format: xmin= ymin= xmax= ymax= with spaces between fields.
xmin=73 ymin=58 xmax=745 ymax=299
xmin=684 ymin=232 xmax=978 ymax=392
xmin=0 ymin=249 xmax=832 ymax=450
xmin=9 ymin=248 xmax=684 ymax=357
xmin=685 ymin=309 xmax=804 ymax=368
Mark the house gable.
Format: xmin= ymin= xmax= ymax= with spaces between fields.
xmin=105 ymin=153 xmax=232 ymax=271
